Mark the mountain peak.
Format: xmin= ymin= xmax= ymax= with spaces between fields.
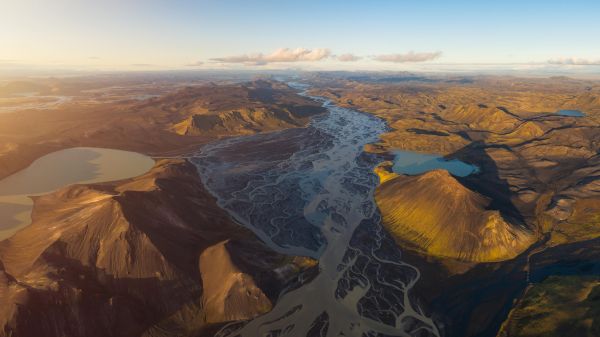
xmin=376 ymin=169 xmax=536 ymax=262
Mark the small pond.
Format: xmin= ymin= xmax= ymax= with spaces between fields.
xmin=556 ymin=109 xmax=585 ymax=117
xmin=392 ymin=150 xmax=479 ymax=177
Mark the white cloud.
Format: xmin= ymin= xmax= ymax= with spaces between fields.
xmin=373 ymin=51 xmax=442 ymax=63
xmin=211 ymin=48 xmax=331 ymax=65
xmin=548 ymin=57 xmax=600 ymax=65
xmin=336 ymin=53 xmax=362 ymax=62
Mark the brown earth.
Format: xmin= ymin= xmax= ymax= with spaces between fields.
xmin=0 ymin=79 xmax=325 ymax=181
xmin=0 ymin=159 xmax=316 ymax=337
xmin=0 ymin=77 xmax=323 ymax=337
xmin=309 ymin=75 xmax=600 ymax=260
xmin=308 ymin=73 xmax=600 ymax=337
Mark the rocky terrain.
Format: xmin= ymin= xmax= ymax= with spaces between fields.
xmin=2 ymin=72 xmax=600 ymax=337
xmin=170 ymin=80 xmax=324 ymax=137
xmin=0 ymin=79 xmax=324 ymax=181
xmin=0 ymin=159 xmax=316 ymax=337
xmin=0 ymin=76 xmax=326 ymax=337
xmin=309 ymin=74 xmax=600 ymax=256
xmin=308 ymin=73 xmax=600 ymax=336
xmin=497 ymin=275 xmax=600 ymax=337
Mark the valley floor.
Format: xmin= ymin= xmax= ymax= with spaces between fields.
xmin=1 ymin=73 xmax=600 ymax=337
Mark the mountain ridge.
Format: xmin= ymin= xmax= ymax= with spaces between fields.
xmin=0 ymin=159 xmax=316 ymax=337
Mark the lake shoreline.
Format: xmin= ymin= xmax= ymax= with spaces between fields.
xmin=0 ymin=147 xmax=155 ymax=240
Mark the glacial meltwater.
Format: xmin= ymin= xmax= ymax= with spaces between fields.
xmin=0 ymin=147 xmax=154 ymax=240
xmin=193 ymin=84 xmax=440 ymax=337
xmin=393 ymin=150 xmax=479 ymax=177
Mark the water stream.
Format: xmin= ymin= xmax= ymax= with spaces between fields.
xmin=193 ymin=84 xmax=440 ymax=337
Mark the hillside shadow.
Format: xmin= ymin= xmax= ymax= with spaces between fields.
xmin=9 ymin=244 xmax=204 ymax=337
xmin=447 ymin=141 xmax=526 ymax=226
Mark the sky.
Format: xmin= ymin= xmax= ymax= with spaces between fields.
xmin=1 ymin=0 xmax=600 ymax=73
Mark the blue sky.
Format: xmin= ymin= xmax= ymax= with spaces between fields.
xmin=1 ymin=0 xmax=599 ymax=71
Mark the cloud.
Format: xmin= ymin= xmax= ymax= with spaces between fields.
xmin=548 ymin=57 xmax=600 ymax=65
xmin=211 ymin=48 xmax=331 ymax=65
xmin=336 ymin=53 xmax=362 ymax=62
xmin=186 ymin=61 xmax=204 ymax=67
xmin=373 ymin=51 xmax=442 ymax=63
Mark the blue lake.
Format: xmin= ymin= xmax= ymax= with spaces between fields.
xmin=556 ymin=109 xmax=585 ymax=117
xmin=392 ymin=150 xmax=479 ymax=177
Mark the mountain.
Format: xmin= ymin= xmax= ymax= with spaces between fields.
xmin=0 ymin=80 xmax=325 ymax=181
xmin=375 ymin=168 xmax=536 ymax=262
xmin=172 ymin=107 xmax=312 ymax=137
xmin=168 ymin=80 xmax=324 ymax=137
xmin=0 ymin=159 xmax=315 ymax=337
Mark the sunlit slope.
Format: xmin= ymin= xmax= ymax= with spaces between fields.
xmin=169 ymin=80 xmax=324 ymax=137
xmin=375 ymin=169 xmax=536 ymax=262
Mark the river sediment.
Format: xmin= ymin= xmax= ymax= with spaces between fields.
xmin=194 ymin=85 xmax=440 ymax=337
